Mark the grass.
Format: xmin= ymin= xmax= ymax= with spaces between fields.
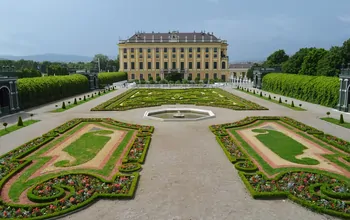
xmin=9 ymin=122 xmax=134 ymax=201
xmin=0 ymin=120 xmax=40 ymax=137
xmin=228 ymin=120 xmax=348 ymax=179
xmin=252 ymin=128 xmax=319 ymax=165
xmin=54 ymin=130 xmax=114 ymax=167
xmin=321 ymin=117 xmax=350 ymax=129
xmin=53 ymin=89 xmax=116 ymax=112
xmin=237 ymin=88 xmax=306 ymax=111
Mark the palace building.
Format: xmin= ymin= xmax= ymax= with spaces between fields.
xmin=118 ymin=31 xmax=229 ymax=81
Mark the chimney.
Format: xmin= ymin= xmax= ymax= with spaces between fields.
xmin=210 ymin=35 xmax=213 ymax=42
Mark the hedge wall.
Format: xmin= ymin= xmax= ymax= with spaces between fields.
xmin=262 ymin=73 xmax=339 ymax=107
xmin=98 ymin=72 xmax=127 ymax=88
xmin=17 ymin=75 xmax=89 ymax=109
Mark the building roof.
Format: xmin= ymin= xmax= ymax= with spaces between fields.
xmin=120 ymin=31 xmax=226 ymax=43
xmin=229 ymin=63 xmax=254 ymax=69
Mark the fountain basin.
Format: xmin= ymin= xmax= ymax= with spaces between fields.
xmin=144 ymin=108 xmax=215 ymax=121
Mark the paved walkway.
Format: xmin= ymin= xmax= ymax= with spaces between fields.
xmin=0 ymin=87 xmax=347 ymax=220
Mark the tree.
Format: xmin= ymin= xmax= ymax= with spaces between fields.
xmin=17 ymin=116 xmax=23 ymax=126
xmin=316 ymin=46 xmax=342 ymax=76
xmin=279 ymin=97 xmax=282 ymax=103
xmin=326 ymin=112 xmax=330 ymax=117
xmin=299 ymin=48 xmax=327 ymax=75
xmin=247 ymin=63 xmax=260 ymax=79
xmin=3 ymin=122 xmax=8 ymax=131
xmin=340 ymin=114 xmax=344 ymax=124
xmin=282 ymin=48 xmax=315 ymax=74
xmin=264 ymin=49 xmax=289 ymax=66
xmin=93 ymin=54 xmax=109 ymax=71
xmin=268 ymin=95 xmax=271 ymax=100
xmin=341 ymin=39 xmax=350 ymax=64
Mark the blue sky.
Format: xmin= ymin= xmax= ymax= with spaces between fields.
xmin=1 ymin=0 xmax=350 ymax=62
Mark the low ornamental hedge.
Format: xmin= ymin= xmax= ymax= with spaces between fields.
xmin=262 ymin=73 xmax=339 ymax=108
xmin=17 ymin=75 xmax=89 ymax=109
xmin=98 ymin=72 xmax=127 ymax=88
xmin=210 ymin=116 xmax=350 ymax=218
xmin=0 ymin=118 xmax=154 ymax=219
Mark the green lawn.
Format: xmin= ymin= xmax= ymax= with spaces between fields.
xmin=53 ymin=89 xmax=115 ymax=112
xmin=321 ymin=117 xmax=350 ymax=129
xmin=237 ymin=89 xmax=306 ymax=111
xmin=54 ymin=130 xmax=114 ymax=167
xmin=0 ymin=120 xmax=40 ymax=137
xmin=252 ymin=128 xmax=319 ymax=165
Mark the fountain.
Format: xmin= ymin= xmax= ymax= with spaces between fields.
xmin=173 ymin=110 xmax=185 ymax=118
xmin=144 ymin=108 xmax=215 ymax=121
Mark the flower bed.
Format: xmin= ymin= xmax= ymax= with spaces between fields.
xmin=91 ymin=88 xmax=268 ymax=111
xmin=210 ymin=117 xmax=350 ymax=218
xmin=0 ymin=118 xmax=153 ymax=219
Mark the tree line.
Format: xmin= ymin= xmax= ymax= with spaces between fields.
xmin=248 ymin=38 xmax=350 ymax=77
xmin=0 ymin=54 xmax=119 ymax=78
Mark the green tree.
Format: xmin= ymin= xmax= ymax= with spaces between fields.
xmin=316 ymin=46 xmax=342 ymax=76
xmin=17 ymin=116 xmax=23 ymax=126
xmin=282 ymin=48 xmax=315 ymax=74
xmin=341 ymin=38 xmax=350 ymax=64
xmin=299 ymin=48 xmax=327 ymax=75
xmin=264 ymin=49 xmax=289 ymax=66
xmin=93 ymin=54 xmax=109 ymax=71
xmin=247 ymin=63 xmax=260 ymax=79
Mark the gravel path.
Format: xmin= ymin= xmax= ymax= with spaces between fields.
xmin=0 ymin=87 xmax=346 ymax=220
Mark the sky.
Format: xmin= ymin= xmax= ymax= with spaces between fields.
xmin=1 ymin=0 xmax=350 ymax=62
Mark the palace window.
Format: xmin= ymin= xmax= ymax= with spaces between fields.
xmin=222 ymin=62 xmax=226 ymax=69
xmin=140 ymin=74 xmax=143 ymax=79
xmin=131 ymin=54 xmax=134 ymax=59
xmin=131 ymin=48 xmax=134 ymax=53
xmin=148 ymin=73 xmax=152 ymax=79
xmin=156 ymin=48 xmax=159 ymax=53
xmin=156 ymin=54 xmax=160 ymax=59
xmin=164 ymin=48 xmax=168 ymax=53
xmin=123 ymin=62 xmax=127 ymax=70
xmin=131 ymin=73 xmax=135 ymax=79
xmin=164 ymin=62 xmax=168 ymax=69
xmin=164 ymin=54 xmax=168 ymax=58
xmin=205 ymin=47 xmax=209 ymax=53
xmin=181 ymin=62 xmax=184 ymax=70
xmin=181 ymin=48 xmax=184 ymax=53
xmin=205 ymin=73 xmax=209 ymax=79
xmin=156 ymin=73 xmax=160 ymax=78
xmin=197 ymin=54 xmax=200 ymax=58
xmin=148 ymin=62 xmax=152 ymax=69
xmin=205 ymin=54 xmax=209 ymax=58
xmin=214 ymin=73 xmax=218 ymax=79
xmin=197 ymin=73 xmax=200 ymax=78
xmin=205 ymin=62 xmax=209 ymax=69
xmin=189 ymin=48 xmax=193 ymax=52
xmin=214 ymin=54 xmax=217 ymax=58
xmin=181 ymin=54 xmax=184 ymax=58
xmin=139 ymin=54 xmax=143 ymax=58
xmin=172 ymin=54 xmax=176 ymax=59
xmin=148 ymin=54 xmax=151 ymax=59
xmin=189 ymin=62 xmax=193 ymax=69
xmin=197 ymin=47 xmax=201 ymax=52
xmin=131 ymin=62 xmax=135 ymax=69
xmin=156 ymin=62 xmax=160 ymax=69
xmin=172 ymin=48 xmax=176 ymax=53
xmin=214 ymin=48 xmax=218 ymax=53
xmin=188 ymin=73 xmax=192 ymax=80
xmin=213 ymin=62 xmax=217 ymax=69
xmin=189 ymin=54 xmax=193 ymax=58
xmin=172 ymin=62 xmax=176 ymax=69
xmin=139 ymin=62 xmax=143 ymax=70
xmin=123 ymin=48 xmax=127 ymax=53
xmin=123 ymin=55 xmax=127 ymax=59
xmin=139 ymin=48 xmax=143 ymax=53
xmin=147 ymin=48 xmax=151 ymax=53
xmin=196 ymin=62 xmax=201 ymax=69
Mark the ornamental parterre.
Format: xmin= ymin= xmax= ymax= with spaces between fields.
xmin=210 ymin=116 xmax=350 ymax=219
xmin=0 ymin=118 xmax=153 ymax=219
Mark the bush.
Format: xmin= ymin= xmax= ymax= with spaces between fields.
xmin=279 ymin=97 xmax=282 ymax=103
xmin=3 ymin=122 xmax=8 ymax=130
xmin=326 ymin=112 xmax=330 ymax=117
xmin=17 ymin=75 xmax=89 ymax=109
xmin=74 ymin=98 xmax=77 ymax=105
xmin=62 ymin=102 xmax=66 ymax=109
xmin=83 ymin=95 xmax=86 ymax=101
xmin=340 ymin=114 xmax=344 ymax=124
xmin=268 ymin=95 xmax=271 ymax=100
xmin=98 ymin=72 xmax=127 ymax=88
xmin=260 ymin=91 xmax=262 ymax=97
xmin=291 ymin=101 xmax=294 ymax=107
xmin=17 ymin=116 xmax=23 ymax=126
xmin=262 ymin=73 xmax=339 ymax=107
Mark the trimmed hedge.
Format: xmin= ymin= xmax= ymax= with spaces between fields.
xmin=210 ymin=116 xmax=350 ymax=219
xmin=98 ymin=72 xmax=127 ymax=88
xmin=17 ymin=75 xmax=89 ymax=109
xmin=0 ymin=118 xmax=154 ymax=219
xmin=262 ymin=73 xmax=339 ymax=107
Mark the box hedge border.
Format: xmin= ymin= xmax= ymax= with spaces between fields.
xmin=210 ymin=116 xmax=350 ymax=219
xmin=0 ymin=118 xmax=153 ymax=219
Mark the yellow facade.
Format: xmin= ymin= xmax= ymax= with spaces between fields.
xmin=118 ymin=31 xmax=230 ymax=81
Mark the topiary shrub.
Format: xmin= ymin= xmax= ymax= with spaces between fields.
xmin=260 ymin=91 xmax=262 ymax=97
xmin=340 ymin=114 xmax=344 ymax=124
xmin=268 ymin=95 xmax=271 ymax=100
xmin=291 ymin=101 xmax=294 ymax=107
xmin=2 ymin=122 xmax=8 ymax=130
xmin=279 ymin=97 xmax=282 ymax=103
xmin=74 ymin=98 xmax=77 ymax=105
xmin=83 ymin=96 xmax=86 ymax=101
xmin=326 ymin=112 xmax=330 ymax=117
xmin=62 ymin=102 xmax=66 ymax=109
xmin=17 ymin=116 xmax=23 ymax=126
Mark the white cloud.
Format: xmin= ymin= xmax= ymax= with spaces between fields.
xmin=338 ymin=15 xmax=350 ymax=23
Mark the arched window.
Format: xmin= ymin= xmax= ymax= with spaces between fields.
xmin=222 ymin=62 xmax=226 ymax=69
